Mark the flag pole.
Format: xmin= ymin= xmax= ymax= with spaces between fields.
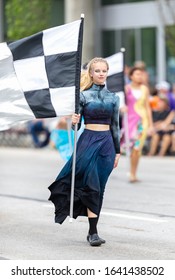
xmin=66 ymin=117 xmax=73 ymax=154
xmin=120 ymin=48 xmax=130 ymax=172
xmin=69 ymin=14 xmax=84 ymax=223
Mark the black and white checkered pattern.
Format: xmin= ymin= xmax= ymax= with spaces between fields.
xmin=0 ymin=20 xmax=82 ymax=131
xmin=106 ymin=52 xmax=124 ymax=93
xmin=106 ymin=52 xmax=125 ymax=108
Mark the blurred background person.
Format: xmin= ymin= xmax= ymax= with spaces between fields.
xmin=124 ymin=64 xmax=131 ymax=85
xmin=134 ymin=60 xmax=150 ymax=87
xmin=121 ymin=67 xmax=153 ymax=183
xmin=155 ymin=81 xmax=170 ymax=94
xmin=155 ymin=81 xmax=172 ymax=104
xmin=50 ymin=117 xmax=74 ymax=162
xmin=147 ymin=95 xmax=174 ymax=156
xmin=28 ymin=119 xmax=50 ymax=148
xmin=149 ymin=87 xmax=160 ymax=112
xmin=50 ymin=116 xmax=85 ymax=161
xmin=168 ymin=83 xmax=175 ymax=112
xmin=170 ymin=129 xmax=175 ymax=156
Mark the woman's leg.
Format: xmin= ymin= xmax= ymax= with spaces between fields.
xmin=87 ymin=151 xmax=113 ymax=245
xmin=147 ymin=133 xmax=160 ymax=156
xmin=87 ymin=209 xmax=98 ymax=234
xmin=87 ymin=209 xmax=101 ymax=246
xmin=158 ymin=134 xmax=171 ymax=156
xmin=170 ymin=133 xmax=175 ymax=154
xmin=130 ymin=148 xmax=140 ymax=182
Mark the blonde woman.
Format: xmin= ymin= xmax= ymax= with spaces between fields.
xmin=48 ymin=58 xmax=120 ymax=246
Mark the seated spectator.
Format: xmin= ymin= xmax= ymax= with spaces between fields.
xmin=147 ymin=95 xmax=174 ymax=156
xmin=155 ymin=80 xmax=175 ymax=110
xmin=169 ymin=112 xmax=175 ymax=155
xmin=28 ymin=119 xmax=50 ymax=148
xmin=155 ymin=81 xmax=170 ymax=95
xmin=50 ymin=117 xmax=74 ymax=161
xmin=149 ymin=87 xmax=160 ymax=111
xmin=168 ymin=83 xmax=175 ymax=111
xmin=170 ymin=130 xmax=175 ymax=155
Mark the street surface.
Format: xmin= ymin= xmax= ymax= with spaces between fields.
xmin=0 ymin=147 xmax=175 ymax=260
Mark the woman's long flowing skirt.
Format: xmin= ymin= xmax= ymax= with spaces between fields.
xmin=48 ymin=129 xmax=115 ymax=224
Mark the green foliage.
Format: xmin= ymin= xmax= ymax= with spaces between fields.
xmin=5 ymin=0 xmax=52 ymax=40
xmin=166 ymin=25 xmax=175 ymax=57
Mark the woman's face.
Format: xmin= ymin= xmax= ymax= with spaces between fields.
xmin=130 ymin=69 xmax=143 ymax=84
xmin=90 ymin=62 xmax=108 ymax=85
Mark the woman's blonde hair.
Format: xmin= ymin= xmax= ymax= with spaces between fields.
xmin=80 ymin=57 xmax=109 ymax=91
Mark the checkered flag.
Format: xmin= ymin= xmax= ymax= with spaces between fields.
xmin=0 ymin=18 xmax=84 ymax=131
xmin=106 ymin=51 xmax=124 ymax=93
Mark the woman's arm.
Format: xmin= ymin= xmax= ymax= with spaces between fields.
xmin=114 ymin=154 xmax=120 ymax=168
xmin=71 ymin=92 xmax=85 ymax=130
xmin=159 ymin=110 xmax=175 ymax=130
xmin=111 ymin=95 xmax=121 ymax=162
xmin=145 ymin=86 xmax=154 ymax=127
xmin=144 ymin=85 xmax=154 ymax=136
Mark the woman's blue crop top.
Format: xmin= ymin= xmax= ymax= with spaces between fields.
xmin=74 ymin=84 xmax=120 ymax=154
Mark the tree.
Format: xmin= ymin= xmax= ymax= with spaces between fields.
xmin=5 ymin=0 xmax=52 ymax=40
xmin=166 ymin=25 xmax=175 ymax=57
xmin=156 ymin=0 xmax=175 ymax=56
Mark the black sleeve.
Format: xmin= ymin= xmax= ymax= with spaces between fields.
xmin=110 ymin=95 xmax=120 ymax=154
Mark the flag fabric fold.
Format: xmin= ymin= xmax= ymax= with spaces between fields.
xmin=106 ymin=52 xmax=124 ymax=93
xmin=0 ymin=19 xmax=83 ymax=131
xmin=106 ymin=51 xmax=125 ymax=108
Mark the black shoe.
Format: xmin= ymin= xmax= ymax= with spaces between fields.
xmin=87 ymin=233 xmax=106 ymax=244
xmin=87 ymin=233 xmax=105 ymax=246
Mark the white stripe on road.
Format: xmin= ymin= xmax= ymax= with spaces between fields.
xmin=101 ymin=211 xmax=167 ymax=223
xmin=44 ymin=204 xmax=168 ymax=223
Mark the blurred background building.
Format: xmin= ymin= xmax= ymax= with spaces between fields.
xmin=1 ymin=0 xmax=175 ymax=85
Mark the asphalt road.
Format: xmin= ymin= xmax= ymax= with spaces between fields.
xmin=0 ymin=147 xmax=175 ymax=260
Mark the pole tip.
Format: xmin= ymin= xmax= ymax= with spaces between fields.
xmin=81 ymin=13 xmax=85 ymax=18
xmin=120 ymin=47 xmax=125 ymax=52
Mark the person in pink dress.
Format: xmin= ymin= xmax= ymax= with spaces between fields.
xmin=121 ymin=67 xmax=153 ymax=182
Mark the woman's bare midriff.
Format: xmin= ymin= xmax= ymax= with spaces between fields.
xmin=85 ymin=124 xmax=110 ymax=131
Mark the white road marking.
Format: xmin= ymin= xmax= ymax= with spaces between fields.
xmin=44 ymin=204 xmax=168 ymax=223
xmin=101 ymin=211 xmax=167 ymax=223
